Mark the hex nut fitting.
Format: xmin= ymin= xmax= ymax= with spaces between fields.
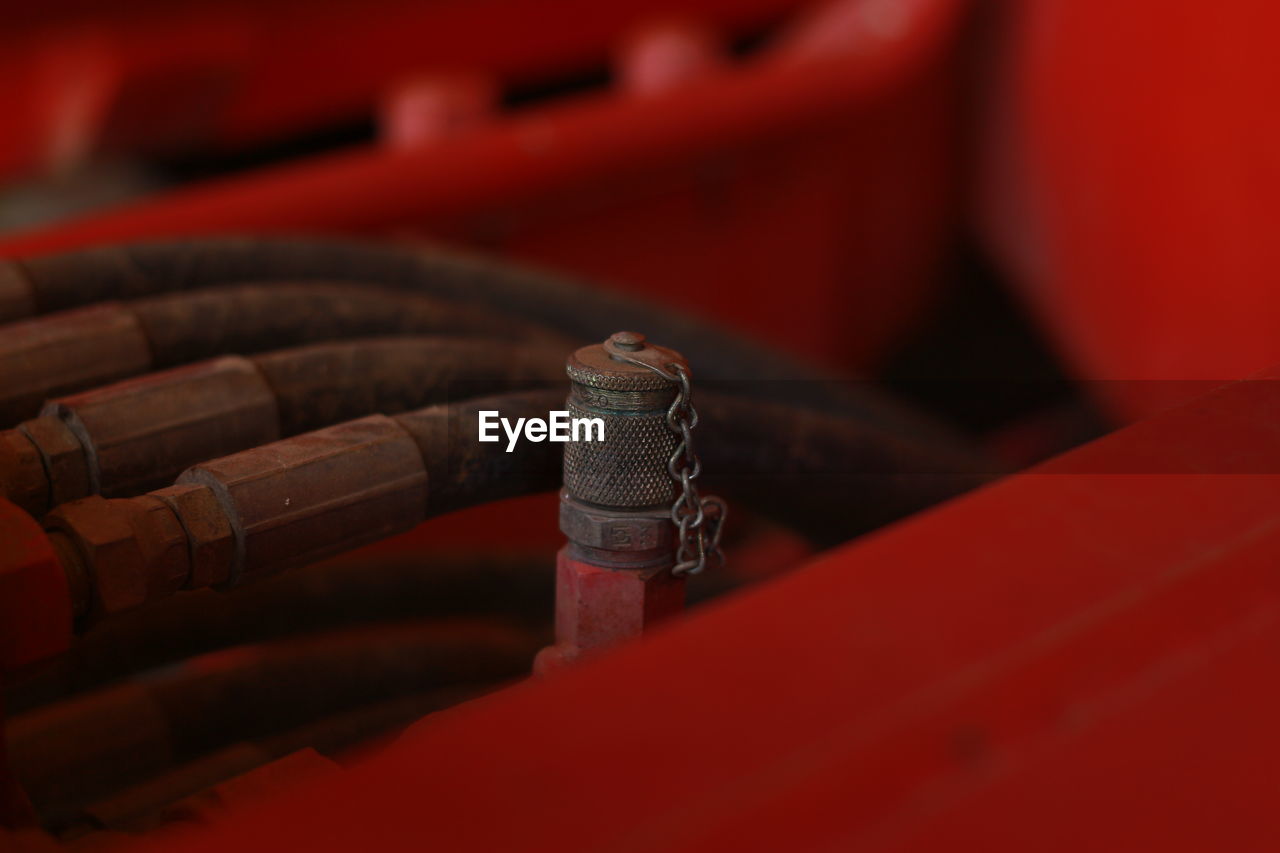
xmin=558 ymin=491 xmax=674 ymax=569
xmin=18 ymin=416 xmax=93 ymax=507
xmin=153 ymin=482 xmax=235 ymax=590
xmin=43 ymin=494 xmax=192 ymax=618
xmin=44 ymin=496 xmax=149 ymax=617
xmin=128 ymin=495 xmax=194 ymax=597
xmin=0 ymin=428 xmax=50 ymax=516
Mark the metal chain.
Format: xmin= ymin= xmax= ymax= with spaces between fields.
xmin=611 ymin=355 xmax=726 ymax=575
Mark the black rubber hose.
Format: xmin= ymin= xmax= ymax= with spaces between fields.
xmin=5 ymin=621 xmax=537 ymax=828
xmin=133 ymin=282 xmax=569 ymax=368
xmin=0 ymin=237 xmax=950 ymax=440
xmin=6 ymin=554 xmax=552 ymax=715
xmin=252 ymin=337 xmax=564 ymax=436
xmin=0 ymin=281 xmax=569 ymax=426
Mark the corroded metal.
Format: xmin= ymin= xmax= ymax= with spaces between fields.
xmin=0 ymin=339 xmax=562 ymax=516
xmin=45 ymin=357 xmax=281 ymax=499
xmin=16 ymin=416 xmax=91 ymax=511
xmin=43 ymin=496 xmax=188 ymax=619
xmin=0 ymin=430 xmax=49 ymax=517
xmin=563 ymin=332 xmax=682 ymax=509
xmin=539 ymin=332 xmax=694 ymax=671
xmin=177 ymin=415 xmax=428 ymax=585
xmin=0 ymin=304 xmax=151 ymax=426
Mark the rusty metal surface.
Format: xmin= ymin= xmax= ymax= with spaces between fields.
xmin=0 ymin=305 xmax=152 ymax=426
xmin=25 ymin=388 xmax=987 ymax=632
xmin=151 ymin=484 xmax=235 ymax=593
xmin=558 ymin=495 xmax=675 ymax=559
xmin=15 ymin=417 xmax=91 ymax=514
xmin=8 ymin=339 xmax=560 ymax=512
xmin=42 ymin=496 xmax=188 ymax=620
xmin=563 ymin=335 xmax=683 ymax=509
xmin=0 ymin=430 xmax=50 ymax=517
xmin=177 ymin=415 xmax=428 ymax=584
xmin=393 ymin=393 xmax=564 ymax=517
xmin=45 ymin=357 xmax=281 ymax=499
xmin=540 ymin=333 xmax=693 ymax=668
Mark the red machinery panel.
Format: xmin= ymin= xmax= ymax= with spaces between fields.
xmin=3 ymin=0 xmax=1280 ymax=849
xmin=980 ymin=0 xmax=1280 ymax=421
xmin=1 ymin=0 xmax=964 ymax=369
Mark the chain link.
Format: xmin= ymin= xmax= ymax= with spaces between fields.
xmin=610 ymin=355 xmax=726 ymax=575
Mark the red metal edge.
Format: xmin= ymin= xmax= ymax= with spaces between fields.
xmin=0 ymin=0 xmax=964 ymax=370
xmin=0 ymin=0 xmax=807 ymax=179
xmin=0 ymin=499 xmax=71 ymax=673
xmin=0 ymin=1 xmax=961 ymax=255
xmin=978 ymin=0 xmax=1280 ymax=421
xmin=122 ymin=367 xmax=1280 ymax=851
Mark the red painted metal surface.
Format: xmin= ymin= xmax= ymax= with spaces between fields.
xmin=122 ymin=365 xmax=1280 ymax=851
xmin=0 ymin=500 xmax=70 ymax=831
xmin=0 ymin=501 xmax=72 ymax=673
xmin=0 ymin=0 xmax=964 ymax=369
xmin=1 ymin=0 xmax=804 ymax=179
xmin=9 ymin=2 xmax=1276 ymax=846
xmin=534 ymin=548 xmax=686 ymax=672
xmin=980 ymin=0 xmax=1280 ymax=421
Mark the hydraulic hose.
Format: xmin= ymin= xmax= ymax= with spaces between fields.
xmin=0 ymin=338 xmax=564 ymax=516
xmin=82 ymin=686 xmax=491 ymax=832
xmin=0 ymin=282 xmax=567 ymax=426
xmin=0 ymin=237 xmax=952 ymax=438
xmin=5 ymin=621 xmax=537 ymax=828
xmin=43 ymin=389 xmax=991 ymax=624
xmin=6 ymin=554 xmax=552 ymax=715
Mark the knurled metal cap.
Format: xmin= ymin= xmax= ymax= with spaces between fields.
xmin=565 ymin=331 xmax=686 ymax=394
xmin=563 ymin=332 xmax=685 ymax=510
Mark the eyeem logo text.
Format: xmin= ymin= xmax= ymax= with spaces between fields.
xmin=478 ymin=410 xmax=605 ymax=452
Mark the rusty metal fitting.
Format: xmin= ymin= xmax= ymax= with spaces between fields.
xmin=539 ymin=332 xmax=692 ymax=671
xmin=563 ymin=331 xmax=684 ymax=509
xmin=152 ymin=482 xmax=236 ymax=591
xmin=0 ymin=429 xmax=50 ymax=517
xmin=0 ymin=303 xmax=152 ymax=426
xmin=560 ymin=330 xmax=687 ymax=565
xmin=43 ymin=495 xmax=190 ymax=620
xmin=558 ymin=491 xmax=674 ymax=569
xmin=28 ymin=414 xmax=431 ymax=624
xmin=16 ymin=416 xmax=92 ymax=511
xmin=42 ymin=355 xmax=281 ymax=499
xmin=176 ymin=414 xmax=428 ymax=585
